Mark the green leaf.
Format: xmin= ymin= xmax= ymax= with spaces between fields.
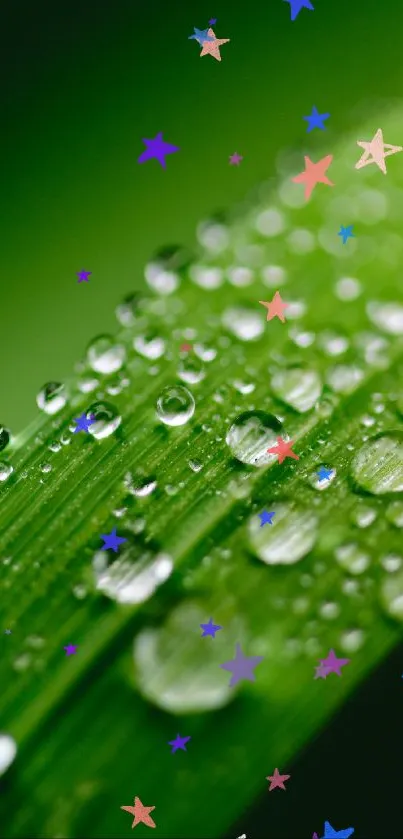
xmin=2 ymin=111 xmax=403 ymax=839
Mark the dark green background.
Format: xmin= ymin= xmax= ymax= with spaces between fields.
xmin=1 ymin=0 xmax=399 ymax=431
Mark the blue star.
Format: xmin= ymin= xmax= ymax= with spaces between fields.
xmin=303 ymin=105 xmax=330 ymax=132
xmin=100 ymin=528 xmax=127 ymax=553
xmin=188 ymin=27 xmax=214 ymax=44
xmin=208 ymin=18 xmax=217 ymax=25
xmin=168 ymin=733 xmax=191 ymax=753
xmin=258 ymin=510 xmax=275 ymax=527
xmin=284 ymin=0 xmax=314 ymax=22
xmin=200 ymin=618 xmax=222 ymax=638
xmin=320 ymin=821 xmax=354 ymax=839
xmin=317 ymin=467 xmax=333 ymax=482
xmin=338 ymin=225 xmax=355 ymax=245
xmin=73 ymin=412 xmax=96 ymax=434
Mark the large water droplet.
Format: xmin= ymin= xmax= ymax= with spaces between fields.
xmin=134 ymin=332 xmax=166 ymax=360
xmin=380 ymin=568 xmax=403 ymax=622
xmin=0 ymin=426 xmax=10 ymax=452
xmin=0 ymin=734 xmax=17 ymax=776
xmin=133 ymin=601 xmax=242 ymax=713
xmin=351 ymin=433 xmax=403 ymax=495
xmin=0 ymin=461 xmax=13 ymax=482
xmin=335 ymin=542 xmax=371 ymax=575
xmin=226 ymin=410 xmax=282 ymax=467
xmin=87 ymin=335 xmax=126 ymax=374
xmin=367 ymin=301 xmax=403 ymax=335
xmin=156 ymin=385 xmax=195 ymax=427
xmin=36 ymin=382 xmax=67 ymax=415
xmin=87 ymin=401 xmax=122 ymax=439
xmin=177 ymin=355 xmax=205 ymax=385
xmin=271 ymin=367 xmax=322 ymax=413
xmin=93 ymin=539 xmax=172 ymax=605
xmin=221 ymin=306 xmax=264 ymax=341
xmin=247 ymin=501 xmax=318 ymax=565
xmin=326 ymin=365 xmax=364 ymax=394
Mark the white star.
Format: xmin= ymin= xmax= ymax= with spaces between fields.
xmin=355 ymin=128 xmax=402 ymax=174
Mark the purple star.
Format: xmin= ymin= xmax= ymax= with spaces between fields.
xmin=320 ymin=649 xmax=350 ymax=677
xmin=314 ymin=662 xmax=330 ymax=680
xmin=168 ymin=733 xmax=191 ymax=753
xmin=100 ymin=528 xmax=127 ymax=553
xmin=73 ymin=412 xmax=96 ymax=434
xmin=284 ymin=0 xmax=314 ymax=21
xmin=220 ymin=643 xmax=264 ymax=687
xmin=208 ymin=18 xmax=217 ymax=25
xmin=64 ymin=644 xmax=78 ymax=656
xmin=200 ymin=618 xmax=222 ymax=638
xmin=138 ymin=132 xmax=180 ymax=169
xmin=76 ymin=270 xmax=92 ymax=283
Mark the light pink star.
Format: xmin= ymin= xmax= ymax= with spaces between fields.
xmin=121 ymin=796 xmax=156 ymax=829
xmin=200 ymin=28 xmax=230 ymax=61
xmin=266 ymin=768 xmax=290 ymax=791
xmin=355 ymin=127 xmax=402 ymax=174
xmin=229 ymin=152 xmax=243 ymax=165
xmin=259 ymin=291 xmax=289 ymax=323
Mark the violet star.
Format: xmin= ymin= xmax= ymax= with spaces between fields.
xmin=200 ymin=618 xmax=222 ymax=638
xmin=76 ymin=270 xmax=92 ymax=283
xmin=138 ymin=132 xmax=180 ymax=169
xmin=320 ymin=649 xmax=350 ymax=676
xmin=168 ymin=733 xmax=191 ymax=753
xmin=73 ymin=412 xmax=96 ymax=433
xmin=64 ymin=644 xmax=78 ymax=656
xmin=220 ymin=643 xmax=264 ymax=687
xmin=100 ymin=528 xmax=128 ymax=553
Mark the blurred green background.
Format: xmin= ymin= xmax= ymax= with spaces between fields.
xmin=1 ymin=0 xmax=401 ymax=431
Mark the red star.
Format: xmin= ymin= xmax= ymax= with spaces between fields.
xmin=121 ymin=796 xmax=156 ymax=829
xmin=267 ymin=437 xmax=299 ymax=465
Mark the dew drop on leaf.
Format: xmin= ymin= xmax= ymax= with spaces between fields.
xmin=177 ymin=354 xmax=205 ymax=385
xmin=247 ymin=502 xmax=318 ymax=565
xmin=271 ymin=367 xmax=322 ymax=413
xmin=134 ymin=332 xmax=166 ymax=360
xmin=92 ymin=539 xmax=172 ymax=605
xmin=0 ymin=426 xmax=10 ymax=452
xmin=351 ymin=433 xmax=403 ymax=494
xmin=36 ymin=382 xmax=67 ymax=415
xmin=156 ymin=385 xmax=195 ymax=427
xmin=335 ymin=543 xmax=371 ymax=575
xmin=87 ymin=334 xmax=126 ymax=374
xmin=380 ymin=568 xmax=403 ymax=622
xmin=0 ymin=461 xmax=13 ymax=482
xmin=87 ymin=401 xmax=121 ymax=439
xmin=226 ymin=410 xmax=282 ymax=466
xmin=0 ymin=734 xmax=17 ymax=776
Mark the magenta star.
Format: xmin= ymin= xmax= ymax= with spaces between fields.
xmin=229 ymin=152 xmax=243 ymax=166
xmin=64 ymin=644 xmax=78 ymax=656
xmin=320 ymin=649 xmax=350 ymax=676
xmin=76 ymin=270 xmax=92 ymax=283
xmin=138 ymin=132 xmax=180 ymax=169
xmin=314 ymin=661 xmax=330 ymax=680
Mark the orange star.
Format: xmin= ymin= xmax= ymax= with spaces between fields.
xmin=121 ymin=796 xmax=156 ymax=829
xmin=259 ymin=291 xmax=289 ymax=323
xmin=292 ymin=154 xmax=334 ymax=200
xmin=199 ymin=28 xmax=230 ymax=62
xmin=267 ymin=437 xmax=299 ymax=465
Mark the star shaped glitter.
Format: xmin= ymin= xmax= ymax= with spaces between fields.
xmin=200 ymin=618 xmax=222 ymax=638
xmin=220 ymin=643 xmax=264 ymax=687
xmin=267 ymin=437 xmax=299 ymax=465
xmin=259 ymin=291 xmax=289 ymax=323
xmin=168 ymin=733 xmax=191 ymax=753
xmin=338 ymin=225 xmax=354 ymax=244
xmin=73 ymin=412 xmax=96 ymax=433
xmin=284 ymin=0 xmax=314 ymax=21
xmin=303 ymin=106 xmax=330 ymax=132
xmin=76 ymin=270 xmax=92 ymax=283
xmin=180 ymin=343 xmax=193 ymax=352
xmin=138 ymin=132 xmax=180 ymax=169
xmin=209 ymin=18 xmax=217 ymax=25
xmin=317 ymin=466 xmax=333 ymax=482
xmin=266 ymin=768 xmax=290 ymax=791
xmin=355 ymin=128 xmax=402 ymax=175
xmin=320 ymin=821 xmax=354 ymax=839
xmin=258 ymin=510 xmax=275 ymax=527
xmin=319 ymin=649 xmax=350 ymax=676
xmin=292 ymin=154 xmax=334 ymax=200
xmin=121 ymin=796 xmax=156 ymax=830
xmin=314 ymin=662 xmax=330 ymax=680
xmin=100 ymin=528 xmax=128 ymax=553
xmin=199 ymin=28 xmax=230 ymax=62
xmin=188 ymin=27 xmax=214 ymax=44
xmin=229 ymin=152 xmax=243 ymax=165
xmin=4 ymin=629 xmax=12 ymax=635
xmin=64 ymin=644 xmax=78 ymax=656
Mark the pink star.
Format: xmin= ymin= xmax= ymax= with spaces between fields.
xmin=292 ymin=154 xmax=334 ymax=200
xmin=121 ymin=796 xmax=156 ymax=829
xmin=314 ymin=661 xmax=330 ymax=680
xmin=180 ymin=343 xmax=193 ymax=352
xmin=266 ymin=768 xmax=290 ymax=791
xmin=320 ymin=649 xmax=350 ymax=676
xmin=199 ymin=28 xmax=230 ymax=61
xmin=267 ymin=437 xmax=299 ymax=465
xmin=355 ymin=127 xmax=403 ymax=174
xmin=259 ymin=291 xmax=289 ymax=323
xmin=229 ymin=152 xmax=243 ymax=166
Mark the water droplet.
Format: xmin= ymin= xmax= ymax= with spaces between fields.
xmin=380 ymin=554 xmax=402 ymax=573
xmin=0 ymin=734 xmax=17 ymax=776
xmin=318 ymin=330 xmax=349 ymax=357
xmin=134 ymin=332 xmax=165 ymax=360
xmin=255 ymin=208 xmax=285 ymax=237
xmin=231 ymin=379 xmax=256 ymax=395
xmin=227 ymin=266 xmax=254 ymax=287
xmin=226 ymin=410 xmax=282 ymax=466
xmin=287 ymin=228 xmax=315 ymax=254
xmin=340 ymin=628 xmax=365 ymax=653
xmin=133 ymin=601 xmax=242 ymax=713
xmin=335 ymin=277 xmax=361 ymax=301
xmin=319 ymin=601 xmax=340 ymax=620
xmin=335 ymin=543 xmax=370 ymax=575
xmin=77 ymin=375 xmax=99 ymax=393
xmin=289 ymin=326 xmax=315 ymax=348
xmin=190 ymin=264 xmax=224 ymax=289
xmin=115 ymin=293 xmax=143 ymax=326
xmin=0 ymin=426 xmax=10 ymax=452
xmin=367 ymin=301 xmax=403 ymax=335
xmin=86 ymin=401 xmax=122 ymax=440
xmin=351 ymin=433 xmax=403 ymax=495
xmin=194 ymin=342 xmax=217 ymax=362
xmin=39 ymin=463 xmax=52 ymax=474
xmin=222 ymin=306 xmax=264 ymax=341
xmin=93 ymin=540 xmax=172 ymax=605
xmin=271 ymin=367 xmax=322 ymax=413
xmin=197 ymin=218 xmax=229 ymax=253
xmin=351 ymin=505 xmax=377 ymax=528
xmin=49 ymin=440 xmax=62 ymax=453
xmin=188 ymin=459 xmax=203 ymax=472
xmin=0 ymin=461 xmax=13 ymax=482
xmin=123 ymin=472 xmax=157 ymax=497
xmin=261 ymin=264 xmax=287 ymax=288
xmin=145 ymin=246 xmax=189 ymax=295
xmin=72 ymin=584 xmax=88 ymax=600
xmin=310 ymin=467 xmax=336 ymax=490
xmin=247 ymin=501 xmax=318 ymax=565
xmin=380 ymin=568 xmax=403 ymax=621
xmin=386 ymin=500 xmax=403 ymax=528
xmin=36 ymin=382 xmax=67 ymax=415
xmin=156 ymin=385 xmax=195 ymax=427
xmin=177 ymin=354 xmax=205 ymax=385
xmin=326 ymin=364 xmax=364 ymax=394
xmin=87 ymin=335 xmax=126 ymax=374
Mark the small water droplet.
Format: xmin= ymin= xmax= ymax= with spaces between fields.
xmin=380 ymin=554 xmax=402 ymax=573
xmin=261 ymin=264 xmax=287 ymax=288
xmin=0 ymin=461 xmax=13 ymax=482
xmin=335 ymin=543 xmax=370 ymax=575
xmin=386 ymin=500 xmax=403 ymax=528
xmin=367 ymin=300 xmax=403 ymax=335
xmin=380 ymin=568 xmax=403 ymax=621
xmin=319 ymin=601 xmax=340 ymax=620
xmin=318 ymin=330 xmax=349 ymax=357
xmin=326 ymin=364 xmax=364 ymax=394
xmin=0 ymin=426 xmax=10 ymax=452
xmin=73 ymin=584 xmax=88 ymax=600
xmin=231 ymin=379 xmax=256 ymax=395
xmin=39 ymin=463 xmax=52 ymax=474
xmin=36 ymin=382 xmax=67 ymax=415
xmin=49 ymin=440 xmax=62 ymax=453
xmin=87 ymin=335 xmax=126 ymax=374
xmin=351 ymin=433 xmax=403 ymax=495
xmin=0 ymin=734 xmax=17 ymax=776
xmin=145 ymin=246 xmax=190 ymax=294
xmin=115 ymin=293 xmax=143 ymax=326
xmin=310 ymin=467 xmax=336 ymax=491
xmin=226 ymin=410 xmax=282 ymax=467
xmin=134 ymin=332 xmax=166 ymax=360
xmin=335 ymin=276 xmax=362 ymax=301
xmin=247 ymin=501 xmax=318 ymax=565
xmin=351 ymin=505 xmax=377 ymax=528
xmin=190 ymin=264 xmax=224 ymax=289
xmin=271 ymin=367 xmax=322 ymax=413
xmin=340 ymin=628 xmax=365 ymax=653
xmin=87 ymin=401 xmax=122 ymax=439
xmin=222 ymin=305 xmax=264 ymax=341
xmin=188 ymin=459 xmax=203 ymax=472
xmin=156 ymin=385 xmax=195 ymax=427
xmin=123 ymin=472 xmax=157 ymax=497
xmin=227 ymin=266 xmax=254 ymax=287
xmin=194 ymin=342 xmax=217 ymax=362
xmin=93 ymin=540 xmax=172 ymax=605
xmin=177 ymin=355 xmax=205 ymax=385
